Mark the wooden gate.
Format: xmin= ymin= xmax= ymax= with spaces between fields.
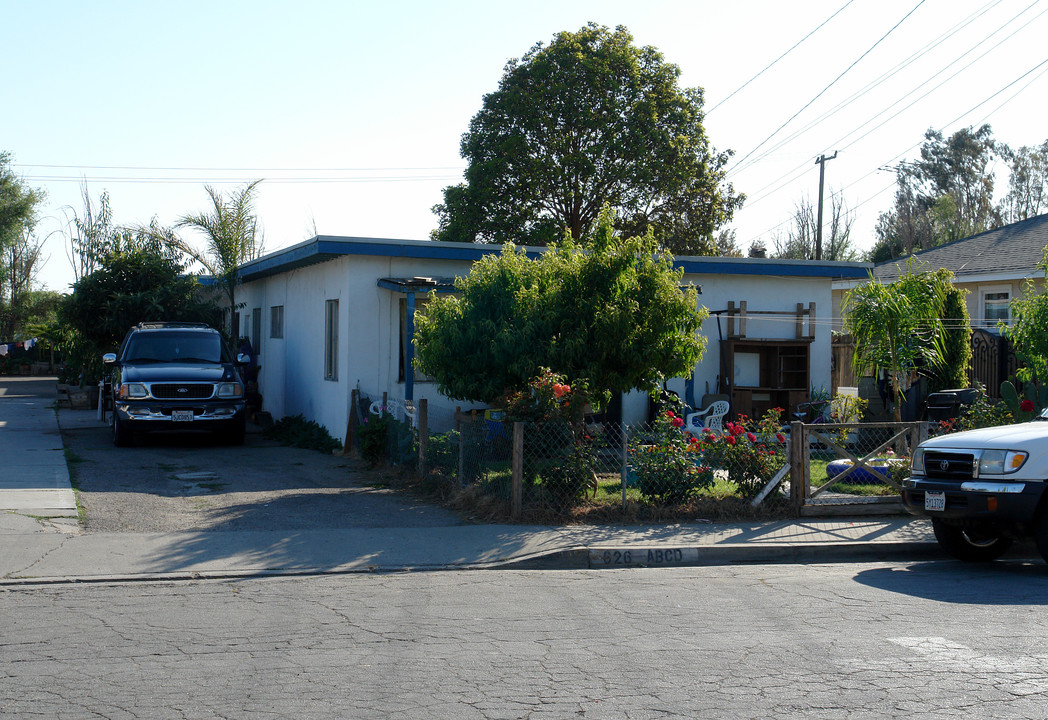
xmin=968 ymin=329 xmax=1018 ymax=398
xmin=789 ymin=421 xmax=927 ymax=517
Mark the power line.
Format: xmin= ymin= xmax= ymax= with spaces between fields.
xmin=728 ymin=0 xmax=928 ymax=177
xmin=706 ymin=0 xmax=857 ymax=115
xmin=732 ymin=0 xmax=1007 ymax=177
xmin=13 ymin=163 xmax=464 ymax=172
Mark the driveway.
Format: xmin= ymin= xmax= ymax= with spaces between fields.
xmin=44 ymin=382 xmax=465 ymax=533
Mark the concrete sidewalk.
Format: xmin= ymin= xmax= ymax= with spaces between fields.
xmin=0 ymin=375 xmax=1006 ymax=585
xmin=1 ymin=510 xmax=956 ymax=583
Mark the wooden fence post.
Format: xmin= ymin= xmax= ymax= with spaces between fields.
xmin=343 ymin=389 xmax=359 ymax=456
xmin=512 ymin=421 xmax=523 ymax=521
xmin=417 ymin=399 xmax=428 ymax=480
xmin=790 ymin=420 xmax=807 ymax=515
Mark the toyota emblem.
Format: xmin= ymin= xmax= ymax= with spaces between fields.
xmin=939 ymin=459 xmax=950 ymax=471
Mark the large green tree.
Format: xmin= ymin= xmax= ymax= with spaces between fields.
xmin=0 ymin=152 xmax=44 ymax=336
xmin=999 ymin=139 xmax=1048 ymax=224
xmin=870 ymin=125 xmax=1001 ymax=261
xmin=169 ymin=180 xmax=263 ymax=333
xmin=1006 ymin=247 xmax=1048 ymax=383
xmin=431 ymin=24 xmax=742 ymax=255
xmin=62 ymin=250 xmax=220 ymax=352
xmin=843 ymin=262 xmax=952 ymax=422
xmin=416 ymin=207 xmax=707 ymax=405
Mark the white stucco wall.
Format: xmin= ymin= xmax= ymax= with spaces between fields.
xmin=238 ymin=244 xmax=847 ymax=437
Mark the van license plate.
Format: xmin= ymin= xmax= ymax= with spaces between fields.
xmin=925 ymin=491 xmax=946 ymax=512
xmin=172 ymin=410 xmax=194 ymax=422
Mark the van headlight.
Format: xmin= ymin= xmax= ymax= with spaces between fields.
xmin=979 ymin=450 xmax=1028 ymax=475
xmin=217 ymin=382 xmax=243 ymax=398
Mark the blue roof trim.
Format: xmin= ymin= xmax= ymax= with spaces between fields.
xmin=237 ymin=235 xmax=872 ymax=282
xmin=673 ymin=257 xmax=871 ymax=278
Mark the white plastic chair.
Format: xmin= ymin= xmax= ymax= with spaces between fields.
xmin=685 ymin=400 xmax=730 ymax=432
xmin=369 ymin=398 xmax=418 ymax=428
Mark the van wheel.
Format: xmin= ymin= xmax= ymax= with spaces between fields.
xmin=932 ymin=518 xmax=1013 ymax=562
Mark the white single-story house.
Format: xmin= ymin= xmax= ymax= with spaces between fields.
xmin=234 ymin=235 xmax=871 ymax=437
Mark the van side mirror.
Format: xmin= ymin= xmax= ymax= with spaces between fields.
xmin=102 ymin=353 xmax=117 ymax=364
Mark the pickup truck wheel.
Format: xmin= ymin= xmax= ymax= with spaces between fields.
xmin=225 ymin=417 xmax=246 ymax=446
xmin=1033 ymin=508 xmax=1048 ymax=565
xmin=932 ymin=518 xmax=1013 ymax=562
xmin=111 ymin=412 xmax=133 ymax=447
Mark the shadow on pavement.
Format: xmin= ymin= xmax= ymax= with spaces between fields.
xmin=853 ymin=559 xmax=1048 ymax=604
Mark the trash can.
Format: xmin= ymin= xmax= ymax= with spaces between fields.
xmin=923 ymin=388 xmax=979 ymax=422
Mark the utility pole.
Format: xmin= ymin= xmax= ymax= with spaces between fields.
xmin=814 ymin=151 xmax=838 ymax=260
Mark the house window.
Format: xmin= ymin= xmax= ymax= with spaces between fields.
xmin=324 ymin=299 xmax=338 ymax=381
xmin=981 ymin=288 xmax=1011 ymax=327
xmin=399 ymin=297 xmax=432 ymax=383
xmin=270 ymin=305 xmax=284 ymax=339
xmin=251 ymin=307 xmax=261 ymax=355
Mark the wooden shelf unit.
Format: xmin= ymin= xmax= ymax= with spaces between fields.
xmin=721 ymin=338 xmax=812 ymax=421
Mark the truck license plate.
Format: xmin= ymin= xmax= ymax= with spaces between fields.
xmin=172 ymin=410 xmax=194 ymax=422
xmin=925 ymin=491 xmax=946 ymax=512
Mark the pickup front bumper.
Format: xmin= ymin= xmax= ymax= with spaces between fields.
xmin=902 ymin=476 xmax=1048 ymax=526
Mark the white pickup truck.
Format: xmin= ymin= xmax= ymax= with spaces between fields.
xmin=902 ymin=413 xmax=1048 ymax=562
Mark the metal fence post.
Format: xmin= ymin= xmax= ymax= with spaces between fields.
xmin=621 ymin=422 xmax=629 ymax=509
xmin=417 ymin=399 xmax=428 ymax=480
xmin=457 ymin=412 xmax=466 ymax=486
xmin=512 ymin=421 xmax=523 ymax=521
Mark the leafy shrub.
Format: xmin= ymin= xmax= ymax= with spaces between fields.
xmin=628 ymin=406 xmax=715 ymax=504
xmin=357 ymin=412 xmax=415 ymax=467
xmin=698 ymin=409 xmax=788 ymax=500
xmin=263 ymin=414 xmax=342 ymax=453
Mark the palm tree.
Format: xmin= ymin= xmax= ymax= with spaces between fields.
xmin=843 ymin=262 xmax=949 ymax=423
xmin=172 ymin=180 xmax=263 ymax=336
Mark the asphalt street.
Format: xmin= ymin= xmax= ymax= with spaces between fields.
xmin=4 ymin=560 xmax=1048 ymax=719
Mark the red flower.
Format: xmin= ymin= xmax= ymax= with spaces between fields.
xmin=775 ymin=433 xmax=786 ymax=444
xmin=665 ymin=411 xmax=676 ymax=418
xmin=1021 ymin=399 xmax=1035 ymax=412
xmin=689 ymin=436 xmax=700 ymax=445
xmin=730 ymin=424 xmax=744 ymax=437
xmin=746 ymin=432 xmax=757 ymax=442
xmin=671 ymin=416 xmax=684 ymax=428
xmin=725 ymin=436 xmax=736 ymax=445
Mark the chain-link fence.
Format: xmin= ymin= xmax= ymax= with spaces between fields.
xmin=347 ymin=395 xmax=934 ymax=521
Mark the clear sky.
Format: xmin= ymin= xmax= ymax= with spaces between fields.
xmin=6 ymin=0 xmax=1048 ymax=292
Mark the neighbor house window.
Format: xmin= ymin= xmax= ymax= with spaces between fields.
xmin=251 ymin=307 xmax=261 ymax=354
xmin=270 ymin=305 xmax=284 ymax=339
xmin=324 ymin=299 xmax=338 ymax=380
xmin=981 ymin=287 xmax=1011 ymax=327
xmin=398 ymin=297 xmax=432 ymax=383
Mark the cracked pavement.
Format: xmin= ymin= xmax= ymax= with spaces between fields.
xmin=4 ymin=561 xmax=1048 ymax=718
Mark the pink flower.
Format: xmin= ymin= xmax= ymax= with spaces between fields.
xmin=1021 ymin=399 xmax=1035 ymax=412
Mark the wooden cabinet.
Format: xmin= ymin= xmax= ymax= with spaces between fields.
xmin=721 ymin=339 xmax=811 ymax=421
